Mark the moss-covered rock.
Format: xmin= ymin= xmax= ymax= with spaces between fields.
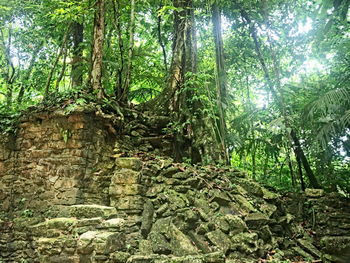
xmin=100 ymin=218 xmax=125 ymax=229
xmin=111 ymin=168 xmax=141 ymax=185
xmin=237 ymin=179 xmax=264 ymax=197
xmin=320 ymin=236 xmax=350 ymax=253
xmin=259 ymin=202 xmax=277 ymax=217
xmin=110 ymin=251 xmax=131 ymax=263
xmin=169 ymin=224 xmax=198 ymax=256
xmin=230 ymin=232 xmax=259 ymax=254
xmin=224 ymin=214 xmax=248 ymax=235
xmin=261 ymin=187 xmax=280 ymax=200
xmin=2 ymin=109 xmax=349 ymax=263
xmin=295 ymin=238 xmax=321 ymax=258
xmin=245 ymin=213 xmax=270 ymax=229
xmin=115 ymin=158 xmax=143 ymax=171
xmin=148 ymin=218 xmax=172 ymax=254
xmin=209 ymin=190 xmax=231 ymax=206
xmin=67 ymin=204 xmax=117 ymax=219
xmin=305 ymin=188 xmax=324 ymax=198
xmin=141 ymin=200 xmax=154 ymax=238
xmin=232 ymin=194 xmax=256 ymax=213
xmin=78 ymin=230 xmax=126 ymax=255
xmin=206 ymin=229 xmax=232 ymax=253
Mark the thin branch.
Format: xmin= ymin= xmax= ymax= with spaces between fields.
xmin=55 ymin=44 xmax=68 ymax=90
xmin=43 ymin=26 xmax=70 ymax=100
xmin=17 ymin=41 xmax=43 ymax=103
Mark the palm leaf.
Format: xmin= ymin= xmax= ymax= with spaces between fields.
xmin=305 ymin=87 xmax=350 ymax=120
xmin=315 ymin=109 xmax=350 ymax=149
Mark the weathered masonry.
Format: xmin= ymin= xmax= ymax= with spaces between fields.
xmin=0 ymin=109 xmax=349 ymax=263
xmin=0 ymin=111 xmax=116 ymax=210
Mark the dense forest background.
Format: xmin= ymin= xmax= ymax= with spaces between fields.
xmin=0 ymin=0 xmax=349 ymax=194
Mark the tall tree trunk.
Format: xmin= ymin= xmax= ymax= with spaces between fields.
xmin=291 ymin=130 xmax=321 ymax=189
xmin=121 ymin=0 xmax=135 ymax=104
xmin=90 ymin=0 xmax=105 ymax=99
xmin=287 ymin=153 xmax=296 ymax=188
xmin=157 ymin=4 xmax=168 ymax=72
xmin=212 ymin=0 xmax=229 ymax=163
xmin=71 ymin=22 xmax=84 ymax=88
xmin=161 ymin=0 xmax=197 ymax=113
xmin=296 ymin=153 xmax=305 ymax=191
xmin=113 ymin=0 xmax=125 ymax=99
xmin=241 ymin=9 xmax=321 ymax=189
xmin=153 ymin=0 xmax=200 ymax=162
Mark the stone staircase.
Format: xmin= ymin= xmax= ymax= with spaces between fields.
xmin=29 ymin=205 xmax=131 ymax=263
xmin=27 ymin=157 xmax=147 ymax=263
xmin=2 ymin=151 xmax=350 ymax=262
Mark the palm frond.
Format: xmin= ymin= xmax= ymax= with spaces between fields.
xmin=315 ymin=109 xmax=350 ymax=149
xmin=305 ymin=87 xmax=350 ymax=120
xmin=338 ymin=109 xmax=350 ymax=130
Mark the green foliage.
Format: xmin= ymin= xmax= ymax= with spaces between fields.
xmin=60 ymin=128 xmax=71 ymax=143
xmin=21 ymin=209 xmax=34 ymax=218
xmin=0 ymin=0 xmax=349 ymax=193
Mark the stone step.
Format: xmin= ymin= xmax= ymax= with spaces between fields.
xmin=78 ymin=230 xmax=126 ymax=254
xmin=34 ymin=229 xmax=127 ymax=262
xmin=30 ymin=217 xmax=79 ymax=237
xmin=32 ymin=217 xmax=128 ymax=262
xmin=31 ymin=216 xmax=126 ymax=236
xmin=64 ymin=204 xmax=118 ymax=219
xmin=127 ymin=252 xmax=225 ymax=263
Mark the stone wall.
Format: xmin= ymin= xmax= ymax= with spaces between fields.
xmin=1 ymin=109 xmax=350 ymax=263
xmin=0 ymin=110 xmax=116 ymax=214
xmin=2 ymin=153 xmax=342 ymax=263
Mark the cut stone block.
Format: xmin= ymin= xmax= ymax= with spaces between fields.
xmin=111 ymin=195 xmax=144 ymax=210
xmin=115 ymin=158 xmax=142 ymax=171
xmin=67 ymin=205 xmax=117 ymax=219
xmin=78 ymin=231 xmax=126 ymax=255
xmin=111 ymin=169 xmax=140 ymax=185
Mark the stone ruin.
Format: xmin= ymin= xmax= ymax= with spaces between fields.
xmin=0 ymin=108 xmax=349 ymax=263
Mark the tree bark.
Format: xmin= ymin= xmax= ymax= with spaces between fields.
xmin=291 ymin=129 xmax=321 ymax=189
xmin=152 ymin=0 xmax=200 ymax=162
xmin=160 ymin=0 xmax=197 ymax=112
xmin=212 ymin=0 xmax=229 ymax=163
xmin=90 ymin=0 xmax=106 ymax=99
xmin=112 ymin=0 xmax=125 ymax=99
xmin=121 ymin=0 xmax=136 ymax=104
xmin=71 ymin=22 xmax=84 ymax=88
xmin=157 ymin=4 xmax=168 ymax=72
xmin=287 ymin=153 xmax=296 ymax=188
xmin=296 ymin=152 xmax=305 ymax=191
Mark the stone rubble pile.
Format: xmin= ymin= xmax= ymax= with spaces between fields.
xmin=1 ymin=109 xmax=349 ymax=263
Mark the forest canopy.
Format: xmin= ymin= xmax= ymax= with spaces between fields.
xmin=0 ymin=0 xmax=349 ymax=194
